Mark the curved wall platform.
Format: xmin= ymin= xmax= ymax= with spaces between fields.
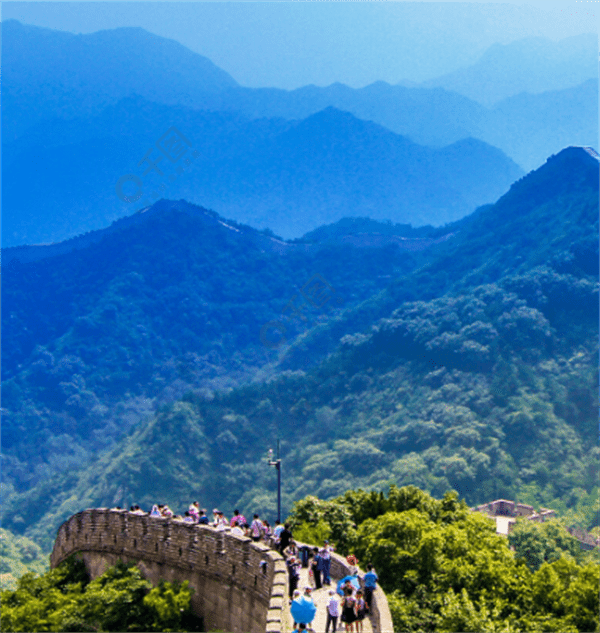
xmin=51 ymin=508 xmax=394 ymax=632
xmin=51 ymin=509 xmax=289 ymax=633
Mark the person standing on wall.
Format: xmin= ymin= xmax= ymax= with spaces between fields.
xmin=231 ymin=509 xmax=246 ymax=527
xmin=326 ymin=589 xmax=340 ymax=633
xmin=363 ymin=563 xmax=378 ymax=610
xmin=320 ymin=540 xmax=333 ymax=585
xmin=311 ymin=547 xmax=322 ymax=589
xmin=279 ymin=523 xmax=293 ymax=556
xmin=250 ymin=514 xmax=263 ymax=541
xmin=287 ymin=556 xmax=301 ymax=600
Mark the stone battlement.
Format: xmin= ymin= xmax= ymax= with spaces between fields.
xmin=51 ymin=509 xmax=394 ymax=632
xmin=471 ymin=499 xmax=557 ymax=522
xmin=51 ymin=508 xmax=289 ymax=633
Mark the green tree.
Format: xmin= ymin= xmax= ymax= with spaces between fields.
xmin=0 ymin=557 xmax=201 ymax=632
xmin=508 ymin=519 xmax=581 ymax=571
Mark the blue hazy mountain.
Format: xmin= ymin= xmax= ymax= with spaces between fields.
xmin=183 ymin=78 xmax=598 ymax=172
xmin=2 ymin=19 xmax=238 ymax=142
xmin=478 ymin=79 xmax=599 ymax=172
xmin=200 ymin=81 xmax=487 ymax=148
xmin=4 ymin=19 xmax=596 ymax=172
xmin=3 ymin=99 xmax=522 ymax=246
xmin=420 ymin=34 xmax=598 ymax=105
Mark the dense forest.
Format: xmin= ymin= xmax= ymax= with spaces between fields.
xmin=0 ymin=557 xmax=202 ymax=632
xmin=2 ymin=147 xmax=598 ymax=565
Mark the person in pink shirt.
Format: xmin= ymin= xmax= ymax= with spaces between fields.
xmin=230 ymin=509 xmax=246 ymax=527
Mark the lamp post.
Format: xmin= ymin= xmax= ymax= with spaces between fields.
xmin=268 ymin=440 xmax=281 ymax=524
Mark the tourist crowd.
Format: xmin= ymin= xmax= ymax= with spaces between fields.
xmin=128 ymin=503 xmax=378 ymax=632
xmin=130 ymin=503 xmax=277 ymax=540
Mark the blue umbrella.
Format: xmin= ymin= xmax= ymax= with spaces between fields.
xmin=291 ymin=595 xmax=317 ymax=624
xmin=337 ymin=575 xmax=360 ymax=596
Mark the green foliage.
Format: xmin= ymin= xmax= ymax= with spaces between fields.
xmin=292 ymin=521 xmax=332 ymax=546
xmin=0 ymin=528 xmax=49 ymax=591
xmin=0 ymin=557 xmax=201 ymax=632
xmin=287 ymin=496 xmax=357 ymax=552
xmin=508 ymin=519 xmax=582 ymax=571
xmin=291 ymin=486 xmax=600 ymax=633
xmin=143 ymin=580 xmax=196 ymax=632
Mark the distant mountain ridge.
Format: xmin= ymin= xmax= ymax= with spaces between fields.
xmin=421 ymin=34 xmax=598 ymax=105
xmin=3 ymin=19 xmax=596 ymax=168
xmin=3 ymin=100 xmax=523 ymax=246
xmin=481 ymin=78 xmax=599 ymax=172
xmin=2 ymin=19 xmax=238 ymax=141
xmin=3 ymin=199 xmax=456 ymax=266
xmin=2 ymin=21 xmax=596 ymax=245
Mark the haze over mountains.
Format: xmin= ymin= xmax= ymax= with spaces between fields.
xmin=2 ymin=19 xmax=238 ymax=141
xmin=418 ymin=34 xmax=598 ymax=105
xmin=3 ymin=20 xmax=597 ymax=246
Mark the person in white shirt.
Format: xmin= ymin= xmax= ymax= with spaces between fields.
xmin=231 ymin=523 xmax=245 ymax=536
xmin=326 ymin=589 xmax=340 ymax=633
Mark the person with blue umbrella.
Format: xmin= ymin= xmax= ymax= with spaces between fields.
xmin=336 ymin=575 xmax=360 ymax=596
xmin=290 ymin=586 xmax=317 ymax=630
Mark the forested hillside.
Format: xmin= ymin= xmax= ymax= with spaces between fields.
xmin=279 ymin=146 xmax=598 ymax=369
xmin=3 ymin=147 xmax=597 ymax=553
xmin=2 ymin=205 xmax=443 ymax=524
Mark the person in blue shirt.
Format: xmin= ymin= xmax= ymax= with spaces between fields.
xmin=319 ymin=540 xmax=333 ymax=585
xmin=363 ymin=563 xmax=378 ymax=609
xmin=311 ymin=547 xmax=322 ymax=589
xmin=197 ymin=509 xmax=209 ymax=524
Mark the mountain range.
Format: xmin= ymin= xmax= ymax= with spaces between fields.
xmin=3 ymin=20 xmax=597 ymax=246
xmin=3 ymin=98 xmax=523 ymax=245
xmin=3 ymin=146 xmax=598 ymax=550
xmin=1 ymin=19 xmax=237 ymax=143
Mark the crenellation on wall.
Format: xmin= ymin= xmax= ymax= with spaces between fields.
xmin=51 ymin=509 xmax=291 ymax=633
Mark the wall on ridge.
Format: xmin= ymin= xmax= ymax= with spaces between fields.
xmin=50 ymin=509 xmax=290 ymax=633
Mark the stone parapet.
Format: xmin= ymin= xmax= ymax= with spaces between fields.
xmin=51 ymin=509 xmax=290 ymax=633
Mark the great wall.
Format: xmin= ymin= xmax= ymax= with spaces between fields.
xmin=50 ymin=508 xmax=394 ymax=633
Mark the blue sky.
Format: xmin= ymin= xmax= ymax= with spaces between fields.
xmin=2 ymin=1 xmax=597 ymax=89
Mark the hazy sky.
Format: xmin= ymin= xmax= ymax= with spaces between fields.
xmin=2 ymin=1 xmax=597 ymax=88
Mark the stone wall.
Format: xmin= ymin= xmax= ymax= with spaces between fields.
xmin=52 ymin=509 xmax=395 ymax=632
xmin=50 ymin=509 xmax=291 ymax=633
xmin=471 ymin=499 xmax=557 ymax=522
